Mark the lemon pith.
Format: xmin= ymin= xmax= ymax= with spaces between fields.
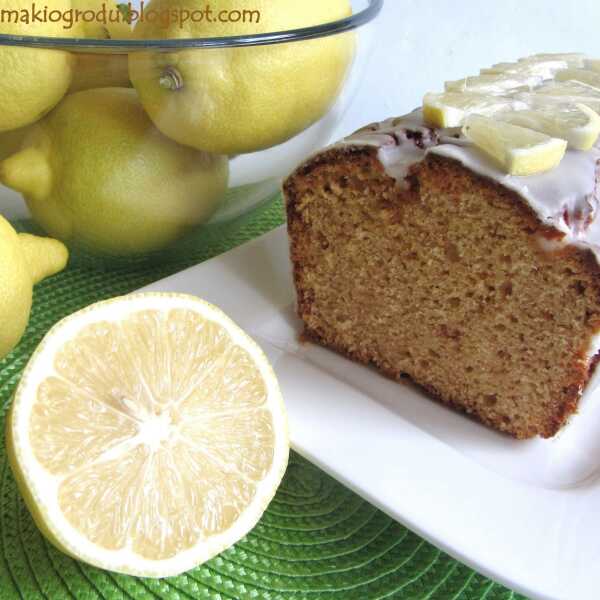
xmin=8 ymin=293 xmax=289 ymax=577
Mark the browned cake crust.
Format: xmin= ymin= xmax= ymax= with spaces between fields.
xmin=284 ymin=146 xmax=600 ymax=439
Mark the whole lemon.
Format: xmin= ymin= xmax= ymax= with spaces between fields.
xmin=0 ymin=88 xmax=229 ymax=256
xmin=71 ymin=0 xmax=131 ymax=38
xmin=0 ymin=215 xmax=68 ymax=359
xmin=69 ymin=0 xmax=132 ymax=92
xmin=69 ymin=52 xmax=131 ymax=92
xmin=129 ymin=0 xmax=354 ymax=155
xmin=0 ymin=0 xmax=79 ymax=132
xmin=0 ymin=125 xmax=32 ymax=161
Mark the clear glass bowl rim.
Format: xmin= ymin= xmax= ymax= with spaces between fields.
xmin=0 ymin=0 xmax=383 ymax=51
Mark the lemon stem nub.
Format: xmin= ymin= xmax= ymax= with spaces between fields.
xmin=159 ymin=67 xmax=184 ymax=91
xmin=0 ymin=147 xmax=52 ymax=202
xmin=18 ymin=233 xmax=68 ymax=285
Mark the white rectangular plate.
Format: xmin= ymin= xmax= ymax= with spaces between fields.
xmin=143 ymin=226 xmax=600 ymax=600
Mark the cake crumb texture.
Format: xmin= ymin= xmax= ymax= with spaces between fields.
xmin=284 ymin=148 xmax=600 ymax=439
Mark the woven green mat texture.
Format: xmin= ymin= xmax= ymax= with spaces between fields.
xmin=0 ymin=200 xmax=527 ymax=600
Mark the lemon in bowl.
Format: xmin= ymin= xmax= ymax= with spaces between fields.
xmin=0 ymin=0 xmax=382 ymax=265
xmin=0 ymin=0 xmax=81 ymax=132
xmin=0 ymin=87 xmax=229 ymax=258
xmin=68 ymin=0 xmax=133 ymax=93
xmin=129 ymin=0 xmax=355 ymax=155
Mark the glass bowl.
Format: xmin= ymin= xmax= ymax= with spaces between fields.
xmin=0 ymin=0 xmax=383 ymax=268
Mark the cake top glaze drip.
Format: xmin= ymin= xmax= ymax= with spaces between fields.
xmin=335 ymin=110 xmax=600 ymax=262
xmin=348 ymin=113 xmax=440 ymax=188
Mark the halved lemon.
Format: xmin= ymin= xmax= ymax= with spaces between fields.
xmin=462 ymin=114 xmax=567 ymax=176
xmin=7 ymin=292 xmax=289 ymax=578
xmin=423 ymin=91 xmax=527 ymax=128
xmin=498 ymin=103 xmax=600 ymax=150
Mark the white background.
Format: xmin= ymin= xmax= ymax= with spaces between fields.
xmin=335 ymin=0 xmax=600 ymax=139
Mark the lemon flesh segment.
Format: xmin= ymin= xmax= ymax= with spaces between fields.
xmin=423 ymin=92 xmax=527 ymax=128
xmin=462 ymin=115 xmax=568 ymax=176
xmin=8 ymin=293 xmax=289 ymax=577
xmin=498 ymin=103 xmax=600 ymax=151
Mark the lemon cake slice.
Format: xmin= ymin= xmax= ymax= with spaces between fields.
xmin=283 ymin=54 xmax=600 ymax=439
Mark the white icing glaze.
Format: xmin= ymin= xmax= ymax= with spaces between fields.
xmin=334 ymin=110 xmax=600 ymax=262
xmin=337 ymin=113 xmax=442 ymax=188
xmin=431 ymin=143 xmax=600 ymax=238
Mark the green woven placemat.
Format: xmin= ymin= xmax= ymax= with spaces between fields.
xmin=0 ymin=199 xmax=527 ymax=600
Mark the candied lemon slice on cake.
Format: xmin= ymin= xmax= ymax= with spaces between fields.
xmin=481 ymin=60 xmax=565 ymax=79
xmin=521 ymin=52 xmax=585 ymax=68
xmin=423 ymin=92 xmax=527 ymax=128
xmin=519 ymin=82 xmax=600 ymax=113
xmin=7 ymin=292 xmax=289 ymax=578
xmin=462 ymin=115 xmax=567 ymax=176
xmin=445 ymin=73 xmax=542 ymax=95
xmin=584 ymin=59 xmax=600 ymax=73
xmin=555 ymin=68 xmax=600 ymax=89
xmin=531 ymin=80 xmax=600 ymax=97
xmin=498 ymin=103 xmax=600 ymax=150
